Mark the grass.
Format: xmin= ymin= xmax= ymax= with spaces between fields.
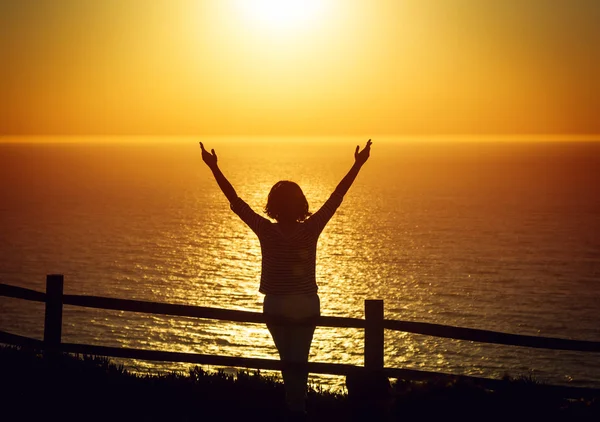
xmin=1 ymin=345 xmax=598 ymax=421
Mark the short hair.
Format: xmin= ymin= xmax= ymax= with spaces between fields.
xmin=264 ymin=180 xmax=311 ymax=222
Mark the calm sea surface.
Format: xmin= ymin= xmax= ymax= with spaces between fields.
xmin=1 ymin=137 xmax=599 ymax=390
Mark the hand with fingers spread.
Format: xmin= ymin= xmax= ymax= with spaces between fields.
xmin=333 ymin=139 xmax=373 ymax=197
xmin=199 ymin=142 xmax=218 ymax=170
xmin=354 ymin=139 xmax=372 ymax=167
xmin=199 ymin=141 xmax=237 ymax=202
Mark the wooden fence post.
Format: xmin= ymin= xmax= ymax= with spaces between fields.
xmin=44 ymin=274 xmax=64 ymax=349
xmin=364 ymin=299 xmax=384 ymax=370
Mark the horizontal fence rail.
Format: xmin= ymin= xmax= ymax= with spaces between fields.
xmin=61 ymin=294 xmax=367 ymax=329
xmin=0 ymin=283 xmax=47 ymax=302
xmin=1 ymin=328 xmax=598 ymax=399
xmin=2 ymin=281 xmax=597 ymax=352
xmin=383 ymin=320 xmax=600 ymax=353
xmin=1 ymin=276 xmax=600 ymax=399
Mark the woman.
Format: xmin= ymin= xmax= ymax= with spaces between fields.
xmin=199 ymin=139 xmax=372 ymax=417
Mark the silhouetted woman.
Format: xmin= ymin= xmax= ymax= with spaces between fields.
xmin=199 ymin=139 xmax=372 ymax=418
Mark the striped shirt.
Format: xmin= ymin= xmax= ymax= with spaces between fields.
xmin=230 ymin=193 xmax=343 ymax=295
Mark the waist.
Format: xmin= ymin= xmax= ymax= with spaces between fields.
xmin=263 ymin=293 xmax=320 ymax=319
xmin=259 ymin=277 xmax=318 ymax=295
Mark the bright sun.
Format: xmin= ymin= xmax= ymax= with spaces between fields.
xmin=233 ymin=0 xmax=328 ymax=31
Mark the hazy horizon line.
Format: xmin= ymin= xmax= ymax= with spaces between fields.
xmin=1 ymin=134 xmax=599 ymax=144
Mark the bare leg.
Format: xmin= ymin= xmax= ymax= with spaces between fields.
xmin=267 ymin=322 xmax=316 ymax=412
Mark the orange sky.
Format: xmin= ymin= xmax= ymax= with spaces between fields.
xmin=1 ymin=0 xmax=598 ymax=136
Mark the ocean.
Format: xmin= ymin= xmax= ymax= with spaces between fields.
xmin=1 ymin=137 xmax=599 ymax=390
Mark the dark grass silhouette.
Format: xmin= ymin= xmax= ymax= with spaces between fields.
xmin=0 ymin=346 xmax=346 ymax=422
xmin=2 ymin=346 xmax=599 ymax=421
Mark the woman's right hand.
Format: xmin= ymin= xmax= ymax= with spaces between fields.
xmin=354 ymin=139 xmax=372 ymax=166
xmin=199 ymin=142 xmax=218 ymax=169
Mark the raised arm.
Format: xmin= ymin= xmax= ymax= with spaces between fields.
xmin=305 ymin=140 xmax=372 ymax=233
xmin=199 ymin=142 xmax=238 ymax=203
xmin=333 ymin=139 xmax=372 ymax=197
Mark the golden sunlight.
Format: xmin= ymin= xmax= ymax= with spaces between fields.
xmin=232 ymin=0 xmax=331 ymax=31
xmin=2 ymin=1 xmax=599 ymax=135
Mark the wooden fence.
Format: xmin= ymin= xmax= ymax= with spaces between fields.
xmin=1 ymin=274 xmax=599 ymax=397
